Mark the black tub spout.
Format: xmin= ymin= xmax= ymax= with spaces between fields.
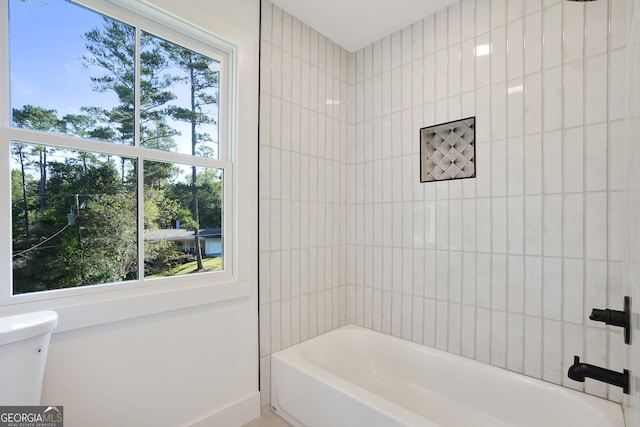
xmin=568 ymin=355 xmax=629 ymax=394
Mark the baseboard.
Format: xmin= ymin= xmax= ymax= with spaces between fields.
xmin=187 ymin=391 xmax=260 ymax=427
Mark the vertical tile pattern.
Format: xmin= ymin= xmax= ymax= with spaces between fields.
xmin=348 ymin=0 xmax=626 ymax=403
xmin=260 ymin=0 xmax=628 ymax=408
xmin=259 ymin=1 xmax=349 ymax=408
xmin=624 ymin=0 xmax=640 ymax=423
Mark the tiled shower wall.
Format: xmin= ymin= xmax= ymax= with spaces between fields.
xmin=258 ymin=1 xmax=350 ymax=407
xmin=260 ymin=0 xmax=629 ymax=407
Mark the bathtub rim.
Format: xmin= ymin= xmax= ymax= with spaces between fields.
xmin=271 ymin=324 xmax=625 ymax=426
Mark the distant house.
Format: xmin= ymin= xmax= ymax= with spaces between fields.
xmin=145 ymin=228 xmax=222 ymax=257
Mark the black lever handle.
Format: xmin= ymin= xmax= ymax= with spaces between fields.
xmin=589 ymin=296 xmax=631 ymax=344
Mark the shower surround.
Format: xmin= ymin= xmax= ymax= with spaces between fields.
xmin=259 ymin=0 xmax=628 ymax=408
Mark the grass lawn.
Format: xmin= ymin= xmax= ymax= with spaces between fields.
xmin=147 ymin=257 xmax=222 ymax=278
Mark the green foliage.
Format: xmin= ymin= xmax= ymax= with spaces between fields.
xmin=11 ymin=11 xmax=223 ymax=293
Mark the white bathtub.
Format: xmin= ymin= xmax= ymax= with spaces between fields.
xmin=271 ymin=325 xmax=624 ymax=427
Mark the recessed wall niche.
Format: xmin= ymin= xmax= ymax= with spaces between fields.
xmin=420 ymin=117 xmax=476 ymax=183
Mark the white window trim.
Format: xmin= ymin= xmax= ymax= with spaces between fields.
xmin=0 ymin=0 xmax=253 ymax=331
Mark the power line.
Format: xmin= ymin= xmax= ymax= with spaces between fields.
xmin=12 ymin=224 xmax=70 ymax=258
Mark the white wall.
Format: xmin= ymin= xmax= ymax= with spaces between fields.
xmin=260 ymin=0 xmax=630 ymax=407
xmin=38 ymin=1 xmax=261 ymax=426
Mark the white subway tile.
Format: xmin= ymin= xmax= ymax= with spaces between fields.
xmin=543 ymin=257 xmax=562 ymax=321
xmin=563 ymin=3 xmax=584 ymax=64
xmin=525 ymin=12 xmax=542 ymax=75
xmin=475 ymin=33 xmax=491 ymax=89
xmin=610 ymin=49 xmax=626 ymax=121
xmin=543 ymin=194 xmax=562 ymax=257
xmin=609 ymin=191 xmax=625 ymax=262
xmin=270 ymin=301 xmax=282 ymax=352
xmin=448 ymin=303 xmax=462 ymax=355
xmin=436 ymin=300 xmax=449 ymax=349
xmin=412 ymin=296 xmax=425 ymax=344
xmin=423 ymin=15 xmax=435 ymax=56
xmin=542 ymin=4 xmax=562 ymax=69
xmin=543 ymin=319 xmax=562 ymax=384
xmin=491 ymin=0 xmax=506 ymax=27
xmin=563 ymin=127 xmax=584 ymax=193
xmin=563 ymin=194 xmax=584 ymax=258
xmin=462 ymin=198 xmax=477 ymax=252
xmin=448 ymin=2 xmax=460 ymax=45
xmin=461 ymin=40 xmax=476 ymax=94
xmin=413 ymin=249 xmax=425 ymax=296
xmin=402 ymin=247 xmax=413 ymax=294
xmin=525 ymin=256 xmax=543 ymax=317
xmin=610 ymin=0 xmax=626 ymax=50
xmin=437 ymin=200 xmax=450 ymax=250
xmin=524 ymin=195 xmax=543 ymax=256
xmin=461 ymin=304 xmax=476 ymax=358
xmin=477 ymin=253 xmax=492 ymax=308
xmin=476 ymin=142 xmax=492 ymax=198
xmin=524 ymin=315 xmax=542 ymax=378
xmin=507 ymin=79 xmax=524 ymax=137
xmin=436 ymin=9 xmax=448 ymax=52
xmin=491 ymin=26 xmax=506 ymax=85
xmin=476 ymin=307 xmax=491 ymax=364
xmin=585 ymin=0 xmax=608 ymax=57
xmin=524 ymin=135 xmax=542 ymax=194
xmin=423 ymin=297 xmax=436 ymax=346
xmin=492 ymin=198 xmax=508 ymax=254
xmin=462 ymin=252 xmax=477 ymax=305
xmin=436 ymin=250 xmax=449 ymax=300
xmin=491 ymin=140 xmax=507 ymax=196
xmin=543 ymin=130 xmax=563 ymax=194
xmin=461 ymin=0 xmax=475 ymax=41
xmin=476 ymin=88 xmax=491 ymax=143
xmin=508 ymin=196 xmax=525 ymax=254
xmin=450 ymin=200 xmax=463 ymax=251
xmin=476 ymin=0 xmax=490 ymax=35
xmin=508 ymin=255 xmax=525 ymax=313
xmin=449 ymin=45 xmax=461 ymax=97
xmin=563 ymin=259 xmax=584 ymax=324
xmin=609 ymin=120 xmax=625 ymax=191
xmin=477 ymin=198 xmax=492 ymax=253
xmin=491 ymin=84 xmax=507 ymax=140
xmin=491 ymin=310 xmax=507 ymax=368
xmin=449 ymin=251 xmax=463 ymax=303
xmin=507 ymin=20 xmax=524 ymax=80
xmin=543 ymin=67 xmax=562 ymax=131
xmin=585 ymin=54 xmax=607 ymax=125
xmin=492 ymin=254 xmax=508 ymax=310
xmin=507 ymin=313 xmax=524 ymax=372
xmin=524 ymin=73 xmax=542 ymax=135
xmin=585 ymin=123 xmax=608 ymax=191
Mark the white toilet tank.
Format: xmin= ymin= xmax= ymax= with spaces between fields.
xmin=0 ymin=311 xmax=58 ymax=405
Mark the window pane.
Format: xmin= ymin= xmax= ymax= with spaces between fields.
xmin=11 ymin=142 xmax=138 ymax=294
xmin=141 ymin=32 xmax=220 ymax=158
xmin=9 ymin=0 xmax=135 ymax=144
xmin=144 ymin=161 xmax=223 ymax=277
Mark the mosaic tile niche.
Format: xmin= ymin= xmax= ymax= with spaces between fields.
xmin=420 ymin=117 xmax=475 ymax=182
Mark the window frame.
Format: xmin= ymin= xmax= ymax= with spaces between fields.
xmin=0 ymin=0 xmax=249 ymax=327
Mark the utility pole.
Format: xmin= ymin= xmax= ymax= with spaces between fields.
xmin=74 ymin=194 xmax=81 ymax=245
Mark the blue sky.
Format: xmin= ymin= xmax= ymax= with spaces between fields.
xmin=9 ymin=0 xmax=120 ymax=117
xmin=9 ymin=0 xmax=220 ymax=157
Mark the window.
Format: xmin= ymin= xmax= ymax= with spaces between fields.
xmin=3 ymin=0 xmax=233 ymax=296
